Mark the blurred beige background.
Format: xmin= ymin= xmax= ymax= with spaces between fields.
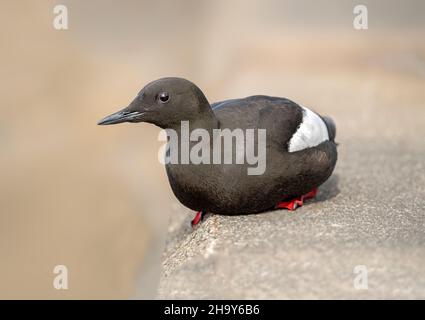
xmin=0 ymin=0 xmax=424 ymax=298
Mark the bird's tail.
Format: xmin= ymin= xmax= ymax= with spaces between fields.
xmin=322 ymin=116 xmax=336 ymax=142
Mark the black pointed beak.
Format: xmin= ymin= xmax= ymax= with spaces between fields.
xmin=97 ymin=107 xmax=144 ymax=125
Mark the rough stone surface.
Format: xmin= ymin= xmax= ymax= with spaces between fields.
xmin=158 ymin=132 xmax=425 ymax=299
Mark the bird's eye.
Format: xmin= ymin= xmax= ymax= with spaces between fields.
xmin=158 ymin=92 xmax=170 ymax=103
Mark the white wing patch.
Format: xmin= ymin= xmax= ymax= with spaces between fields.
xmin=288 ymin=106 xmax=329 ymax=152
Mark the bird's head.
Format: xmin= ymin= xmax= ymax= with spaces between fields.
xmin=97 ymin=77 xmax=211 ymax=129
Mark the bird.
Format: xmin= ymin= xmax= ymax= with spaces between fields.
xmin=98 ymin=77 xmax=337 ymax=226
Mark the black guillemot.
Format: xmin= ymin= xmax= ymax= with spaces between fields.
xmin=98 ymin=77 xmax=337 ymax=226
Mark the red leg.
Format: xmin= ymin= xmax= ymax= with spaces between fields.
xmin=191 ymin=210 xmax=206 ymax=227
xmin=275 ymin=188 xmax=318 ymax=211
xmin=303 ymin=187 xmax=318 ymax=200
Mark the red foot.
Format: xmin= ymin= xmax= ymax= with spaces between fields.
xmin=191 ymin=210 xmax=204 ymax=227
xmin=275 ymin=188 xmax=318 ymax=211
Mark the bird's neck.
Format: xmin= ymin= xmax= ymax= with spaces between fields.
xmin=169 ymin=102 xmax=219 ymax=135
xmin=194 ymin=104 xmax=220 ymax=133
xmin=186 ymin=85 xmax=219 ymax=134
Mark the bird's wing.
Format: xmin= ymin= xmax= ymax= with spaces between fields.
xmin=287 ymin=106 xmax=330 ymax=152
xmin=255 ymin=97 xmax=305 ymax=150
xmin=212 ymin=95 xmax=332 ymax=152
xmin=211 ymin=98 xmax=241 ymax=110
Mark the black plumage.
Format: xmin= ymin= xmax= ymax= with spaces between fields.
xmin=98 ymin=77 xmax=337 ymax=215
